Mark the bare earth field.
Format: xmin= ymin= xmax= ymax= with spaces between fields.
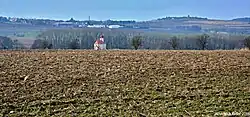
xmin=0 ymin=50 xmax=250 ymax=116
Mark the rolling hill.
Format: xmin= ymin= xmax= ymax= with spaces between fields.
xmin=0 ymin=16 xmax=250 ymax=37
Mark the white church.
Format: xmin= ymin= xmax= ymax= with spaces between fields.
xmin=94 ymin=35 xmax=106 ymax=50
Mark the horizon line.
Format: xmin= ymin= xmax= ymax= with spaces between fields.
xmin=1 ymin=14 xmax=250 ymax=22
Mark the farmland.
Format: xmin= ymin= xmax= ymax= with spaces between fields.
xmin=0 ymin=50 xmax=250 ymax=116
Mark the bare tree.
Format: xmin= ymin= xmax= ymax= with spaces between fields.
xmin=48 ymin=44 xmax=53 ymax=49
xmin=132 ymin=36 xmax=142 ymax=50
xmin=244 ymin=36 xmax=250 ymax=49
xmin=41 ymin=40 xmax=49 ymax=49
xmin=169 ymin=36 xmax=179 ymax=50
xmin=196 ymin=34 xmax=210 ymax=50
xmin=0 ymin=40 xmax=4 ymax=49
xmin=31 ymin=39 xmax=52 ymax=49
xmin=68 ymin=39 xmax=80 ymax=49
xmin=0 ymin=36 xmax=14 ymax=49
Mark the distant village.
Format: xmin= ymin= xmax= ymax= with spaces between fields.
xmin=53 ymin=21 xmax=124 ymax=29
xmin=52 ymin=17 xmax=143 ymax=29
xmin=1 ymin=16 xmax=140 ymax=29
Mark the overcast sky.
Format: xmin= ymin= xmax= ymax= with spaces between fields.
xmin=0 ymin=0 xmax=249 ymax=21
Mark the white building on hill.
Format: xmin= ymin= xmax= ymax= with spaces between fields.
xmin=108 ymin=25 xmax=123 ymax=29
xmin=87 ymin=25 xmax=106 ymax=28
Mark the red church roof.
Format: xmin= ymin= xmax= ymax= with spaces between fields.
xmin=100 ymin=35 xmax=104 ymax=38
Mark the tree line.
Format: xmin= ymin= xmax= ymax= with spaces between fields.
xmin=0 ymin=36 xmax=26 ymax=49
xmin=30 ymin=29 xmax=250 ymax=50
xmin=0 ymin=28 xmax=250 ymax=50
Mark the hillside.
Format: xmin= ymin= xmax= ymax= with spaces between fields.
xmin=0 ymin=16 xmax=250 ymax=36
xmin=142 ymin=17 xmax=250 ymax=33
xmin=232 ymin=18 xmax=250 ymax=22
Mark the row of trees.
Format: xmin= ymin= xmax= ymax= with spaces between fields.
xmin=132 ymin=34 xmax=250 ymax=50
xmin=30 ymin=29 xmax=250 ymax=50
xmin=167 ymin=34 xmax=211 ymax=50
xmin=1 ymin=32 xmax=249 ymax=50
xmin=0 ymin=36 xmax=26 ymax=49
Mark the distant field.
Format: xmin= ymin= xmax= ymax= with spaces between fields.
xmin=0 ymin=27 xmax=41 ymax=37
xmin=185 ymin=20 xmax=248 ymax=25
xmin=1 ymin=50 xmax=250 ymax=116
xmin=0 ymin=23 xmax=48 ymax=37
xmin=184 ymin=20 xmax=250 ymax=29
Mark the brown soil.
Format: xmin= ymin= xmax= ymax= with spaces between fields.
xmin=0 ymin=50 xmax=250 ymax=116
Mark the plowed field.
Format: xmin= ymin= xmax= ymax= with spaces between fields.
xmin=1 ymin=50 xmax=250 ymax=116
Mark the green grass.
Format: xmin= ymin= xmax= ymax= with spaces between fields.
xmin=23 ymin=31 xmax=41 ymax=38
